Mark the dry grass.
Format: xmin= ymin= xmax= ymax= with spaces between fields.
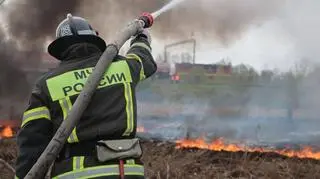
xmin=141 ymin=141 xmax=320 ymax=179
xmin=0 ymin=138 xmax=17 ymax=179
xmin=1 ymin=138 xmax=320 ymax=179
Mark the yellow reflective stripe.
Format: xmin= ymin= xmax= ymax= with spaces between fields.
xmin=53 ymin=164 xmax=144 ymax=179
xmin=23 ymin=106 xmax=48 ymax=116
xmin=22 ymin=107 xmax=50 ymax=127
xmin=66 ymin=98 xmax=79 ymax=143
xmin=126 ymin=53 xmax=146 ymax=81
xmin=80 ymin=157 xmax=85 ymax=169
xmin=126 ymin=159 xmax=135 ymax=165
xmin=59 ymin=99 xmax=68 ymax=119
xmin=73 ymin=156 xmax=85 ymax=170
xmin=122 ymin=83 xmax=134 ymax=136
xmin=46 ymin=61 xmax=132 ymax=101
xmin=59 ymin=97 xmax=79 ymax=143
xmin=130 ymin=42 xmax=152 ymax=53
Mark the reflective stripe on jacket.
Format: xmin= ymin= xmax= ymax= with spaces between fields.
xmin=52 ymin=157 xmax=144 ymax=179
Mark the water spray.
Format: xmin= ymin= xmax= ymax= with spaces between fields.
xmin=24 ymin=0 xmax=187 ymax=178
xmin=151 ymin=0 xmax=186 ymax=19
xmin=139 ymin=0 xmax=187 ymax=27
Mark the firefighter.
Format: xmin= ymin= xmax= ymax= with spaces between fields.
xmin=15 ymin=14 xmax=157 ymax=179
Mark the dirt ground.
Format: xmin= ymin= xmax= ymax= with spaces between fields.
xmin=0 ymin=139 xmax=17 ymax=179
xmin=1 ymin=138 xmax=320 ymax=179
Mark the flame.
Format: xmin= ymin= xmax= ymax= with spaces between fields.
xmin=176 ymin=138 xmax=320 ymax=160
xmin=1 ymin=126 xmax=13 ymax=138
xmin=137 ymin=126 xmax=145 ymax=133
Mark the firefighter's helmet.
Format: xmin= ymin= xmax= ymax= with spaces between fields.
xmin=48 ymin=13 xmax=106 ymax=60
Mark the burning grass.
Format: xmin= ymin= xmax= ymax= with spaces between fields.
xmin=0 ymin=126 xmax=13 ymax=139
xmin=176 ymin=137 xmax=320 ymax=160
xmin=1 ymin=138 xmax=320 ymax=179
xmin=142 ymin=141 xmax=320 ymax=179
xmin=0 ymin=138 xmax=17 ymax=179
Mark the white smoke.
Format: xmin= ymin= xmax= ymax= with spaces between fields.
xmin=195 ymin=0 xmax=320 ymax=72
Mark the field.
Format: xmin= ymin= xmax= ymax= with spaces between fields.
xmin=1 ymin=138 xmax=320 ymax=179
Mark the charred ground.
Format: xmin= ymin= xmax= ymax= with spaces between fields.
xmin=1 ymin=138 xmax=320 ymax=179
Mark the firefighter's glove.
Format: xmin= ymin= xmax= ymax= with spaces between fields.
xmin=135 ymin=29 xmax=152 ymax=44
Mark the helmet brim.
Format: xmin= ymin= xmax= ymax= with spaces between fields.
xmin=48 ymin=35 xmax=106 ymax=60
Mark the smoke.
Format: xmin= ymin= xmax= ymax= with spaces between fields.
xmin=0 ymin=29 xmax=27 ymax=99
xmin=277 ymin=0 xmax=320 ymax=63
xmin=153 ymin=0 xmax=283 ymax=44
xmin=6 ymin=0 xmax=81 ymax=44
xmin=0 ymin=0 xmax=82 ymax=100
xmin=0 ymin=0 xmax=317 ymax=148
xmin=78 ymin=0 xmax=283 ymax=45
xmin=129 ymin=1 xmax=320 ymax=146
xmin=0 ymin=0 xmax=286 ymax=88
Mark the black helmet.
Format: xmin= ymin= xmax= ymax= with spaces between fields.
xmin=48 ymin=13 xmax=106 ymax=60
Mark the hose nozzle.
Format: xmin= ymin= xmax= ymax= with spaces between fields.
xmin=138 ymin=12 xmax=154 ymax=28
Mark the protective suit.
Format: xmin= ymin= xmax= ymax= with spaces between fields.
xmin=15 ymin=14 xmax=157 ymax=179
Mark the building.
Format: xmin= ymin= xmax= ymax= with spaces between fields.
xmin=155 ymin=62 xmax=232 ymax=82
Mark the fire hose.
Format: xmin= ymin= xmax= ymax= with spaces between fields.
xmin=24 ymin=0 xmax=186 ymax=178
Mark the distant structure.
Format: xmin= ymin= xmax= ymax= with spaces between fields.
xmin=156 ymin=61 xmax=232 ymax=82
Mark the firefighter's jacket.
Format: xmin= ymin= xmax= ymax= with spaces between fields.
xmin=15 ymin=35 xmax=157 ymax=179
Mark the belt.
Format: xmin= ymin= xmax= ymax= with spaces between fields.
xmin=58 ymin=141 xmax=97 ymax=160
